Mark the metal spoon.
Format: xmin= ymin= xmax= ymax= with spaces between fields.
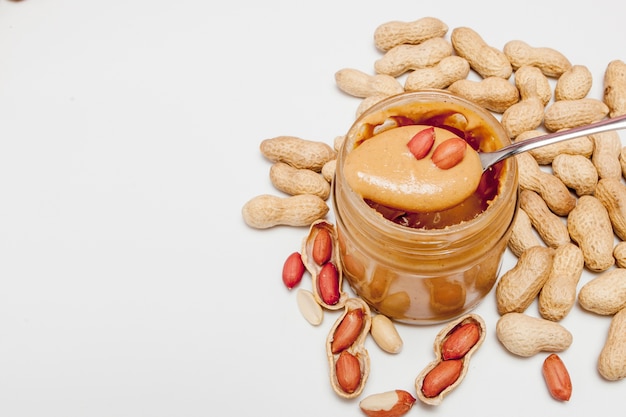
xmin=479 ymin=113 xmax=626 ymax=172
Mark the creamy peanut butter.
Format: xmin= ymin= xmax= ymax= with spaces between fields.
xmin=343 ymin=125 xmax=483 ymax=212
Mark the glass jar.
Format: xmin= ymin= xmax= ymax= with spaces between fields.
xmin=332 ymin=90 xmax=519 ymax=324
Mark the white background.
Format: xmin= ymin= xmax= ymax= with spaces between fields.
xmin=0 ymin=1 xmax=625 ymax=416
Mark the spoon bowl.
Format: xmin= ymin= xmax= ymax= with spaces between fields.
xmin=479 ymin=113 xmax=626 ymax=172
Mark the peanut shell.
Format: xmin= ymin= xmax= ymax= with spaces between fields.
xmin=507 ymin=207 xmax=543 ymax=258
xmin=590 ymin=131 xmax=623 ymax=181
xmin=519 ymin=129 xmax=593 ymax=165
xmin=496 ymin=312 xmax=572 ymax=357
xmin=515 ymin=65 xmax=552 ymax=105
xmin=598 ymin=307 xmax=626 ymax=380
xmin=414 ymin=314 xmax=486 ymax=406
xmin=614 ymin=242 xmax=626 ymax=268
xmin=538 ymin=243 xmax=584 ymax=321
xmin=551 ymin=153 xmax=598 ymax=196
xmin=450 ymin=26 xmax=512 ymax=79
xmin=404 ymin=56 xmax=470 ymax=91
xmin=578 ymin=268 xmax=626 ymax=315
xmin=519 ymin=189 xmax=570 ymax=249
xmin=516 ymin=152 xmax=576 ymax=216
xmin=301 ymin=220 xmax=347 ymax=310
xmin=373 ymin=17 xmax=448 ymax=51
xmin=595 ymin=178 xmax=626 ymax=240
xmin=447 ymin=77 xmax=519 ymax=114
xmin=495 ymin=246 xmax=555 ymax=315
xmin=326 ymin=297 xmax=372 ymax=398
xmin=603 ymin=59 xmax=626 ymax=118
xmin=503 ymin=40 xmax=571 ymax=77
xmin=500 ymin=96 xmax=544 ymax=138
xmin=544 ymin=98 xmax=609 ymax=131
xmin=241 ymin=194 xmax=329 ymax=229
xmin=567 ymin=195 xmax=615 ymax=272
xmin=269 ymin=162 xmax=330 ymax=200
xmin=374 ymin=38 xmax=452 ymax=77
xmin=260 ymin=135 xmax=336 ymax=172
xmin=335 ymin=68 xmax=404 ymax=98
xmin=555 ymin=64 xmax=593 ymax=101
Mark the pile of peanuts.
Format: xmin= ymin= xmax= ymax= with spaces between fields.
xmin=242 ymin=16 xmax=626 ymax=415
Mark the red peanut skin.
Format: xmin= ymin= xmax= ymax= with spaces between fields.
xmin=431 ymin=137 xmax=466 ymax=169
xmin=421 ymin=359 xmax=463 ymax=398
xmin=441 ymin=322 xmax=481 ymax=360
xmin=282 ymin=252 xmax=305 ymax=289
xmin=331 ymin=308 xmax=364 ymax=353
xmin=408 ymin=126 xmax=435 ymax=159
xmin=312 ymin=228 xmax=333 ymax=265
xmin=318 ymin=262 xmax=340 ymax=305
xmin=335 ymin=350 xmax=362 ymax=394
xmin=543 ymin=354 xmax=572 ymax=401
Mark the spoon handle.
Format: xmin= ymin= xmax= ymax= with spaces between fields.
xmin=481 ymin=113 xmax=626 ymax=170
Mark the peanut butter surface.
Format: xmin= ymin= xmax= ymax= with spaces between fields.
xmin=344 ymin=125 xmax=482 ymax=212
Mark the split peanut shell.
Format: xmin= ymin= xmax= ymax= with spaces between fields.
xmin=415 ymin=313 xmax=486 ymax=405
xmin=326 ymin=297 xmax=372 ymax=399
xmin=301 ymin=220 xmax=347 ymax=310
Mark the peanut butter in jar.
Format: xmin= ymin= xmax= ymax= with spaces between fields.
xmin=332 ymin=90 xmax=519 ymax=324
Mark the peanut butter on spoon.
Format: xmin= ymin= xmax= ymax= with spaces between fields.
xmin=344 ymin=125 xmax=483 ymax=213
